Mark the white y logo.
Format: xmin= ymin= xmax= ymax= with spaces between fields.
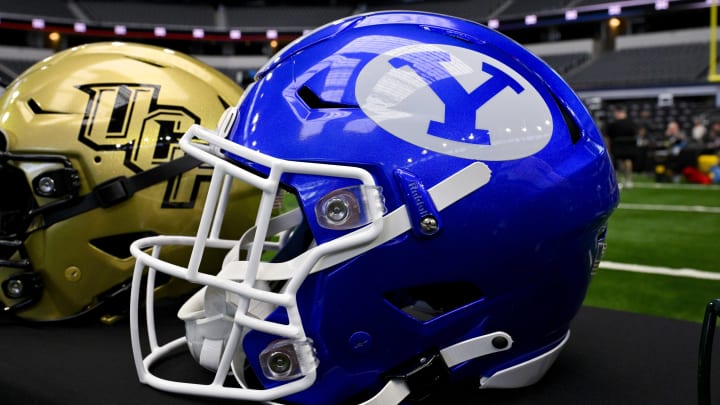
xmin=357 ymin=44 xmax=553 ymax=161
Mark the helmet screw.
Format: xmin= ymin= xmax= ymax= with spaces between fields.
xmin=325 ymin=197 xmax=349 ymax=223
xmin=64 ymin=266 xmax=82 ymax=282
xmin=419 ymin=215 xmax=439 ymax=235
xmin=492 ymin=336 xmax=509 ymax=349
xmin=349 ymin=331 xmax=372 ymax=353
xmin=6 ymin=279 xmax=24 ymax=298
xmin=37 ymin=176 xmax=56 ymax=195
xmin=268 ymin=352 xmax=292 ymax=375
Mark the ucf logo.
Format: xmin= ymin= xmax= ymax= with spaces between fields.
xmin=77 ymin=83 xmax=207 ymax=208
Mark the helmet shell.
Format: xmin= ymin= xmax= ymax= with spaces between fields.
xmin=229 ymin=12 xmax=618 ymax=404
xmin=0 ymin=42 xmax=260 ymax=320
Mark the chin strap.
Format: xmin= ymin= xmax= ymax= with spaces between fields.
xmin=360 ymin=330 xmax=571 ymax=405
xmin=360 ymin=331 xmax=513 ymax=405
xmin=42 ymin=155 xmax=201 ymax=228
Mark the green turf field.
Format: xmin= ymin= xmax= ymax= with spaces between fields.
xmin=583 ymin=175 xmax=720 ymax=324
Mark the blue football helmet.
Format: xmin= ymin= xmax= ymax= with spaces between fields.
xmin=129 ymin=11 xmax=619 ymax=405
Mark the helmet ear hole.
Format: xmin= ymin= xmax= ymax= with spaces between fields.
xmin=89 ymin=231 xmax=157 ymax=259
xmin=384 ymin=282 xmax=484 ymax=322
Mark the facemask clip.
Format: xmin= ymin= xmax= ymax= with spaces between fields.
xmin=1 ymin=271 xmax=43 ymax=312
xmin=259 ymin=338 xmax=319 ymax=381
xmin=315 ymin=185 xmax=386 ymax=231
xmin=32 ymin=167 xmax=80 ymax=198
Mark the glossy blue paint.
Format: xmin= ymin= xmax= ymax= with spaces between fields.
xmin=229 ymin=11 xmax=618 ymax=405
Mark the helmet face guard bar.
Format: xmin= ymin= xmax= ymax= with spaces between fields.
xmin=129 ymin=123 xmax=385 ymax=402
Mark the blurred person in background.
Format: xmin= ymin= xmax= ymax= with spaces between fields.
xmin=664 ymin=119 xmax=687 ymax=154
xmin=604 ymin=105 xmax=638 ymax=188
xmin=691 ymin=116 xmax=707 ymax=144
xmin=664 ymin=119 xmax=700 ymax=183
xmin=703 ymin=120 xmax=720 ymax=153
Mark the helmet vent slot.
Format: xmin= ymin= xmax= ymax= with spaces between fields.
xmin=551 ymin=93 xmax=582 ymax=144
xmin=27 ymin=98 xmax=69 ymax=115
xmin=125 ymin=55 xmax=166 ymax=68
xmin=297 ymin=86 xmax=357 ymax=109
xmin=384 ymin=282 xmax=484 ymax=322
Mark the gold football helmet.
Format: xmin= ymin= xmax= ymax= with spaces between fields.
xmin=0 ymin=42 xmax=259 ymax=321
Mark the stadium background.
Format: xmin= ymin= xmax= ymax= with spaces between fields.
xmin=0 ymin=0 xmax=717 ymax=324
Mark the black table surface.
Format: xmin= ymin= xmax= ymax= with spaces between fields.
xmin=1 ymin=304 xmax=718 ymax=405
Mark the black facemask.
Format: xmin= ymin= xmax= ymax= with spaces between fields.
xmin=0 ymin=151 xmax=80 ymax=312
xmin=0 ymin=151 xmax=80 ymax=257
xmin=0 ymin=160 xmax=36 ymax=260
